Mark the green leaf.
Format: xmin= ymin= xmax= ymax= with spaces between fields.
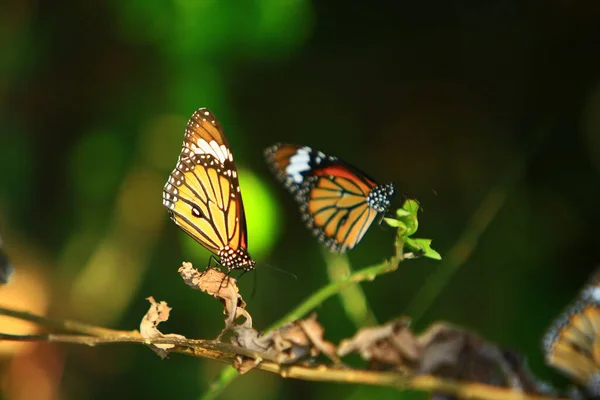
xmin=405 ymin=214 xmax=418 ymax=236
xmin=388 ymin=198 xmax=442 ymax=261
xmin=405 ymin=238 xmax=442 ymax=260
xmin=383 ymin=217 xmax=401 ymax=227
xmin=394 ymin=208 xmax=411 ymax=217
xmin=402 ymin=199 xmax=420 ymax=215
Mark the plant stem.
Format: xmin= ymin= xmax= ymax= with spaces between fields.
xmin=322 ymin=250 xmax=378 ymax=328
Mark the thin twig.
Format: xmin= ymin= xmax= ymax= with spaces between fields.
xmin=0 ymin=327 xmax=564 ymax=400
xmin=0 ymin=305 xmax=137 ymax=337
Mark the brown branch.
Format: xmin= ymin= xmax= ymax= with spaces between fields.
xmin=0 ymin=304 xmax=136 ymax=337
xmin=0 ymin=307 xmax=565 ymax=400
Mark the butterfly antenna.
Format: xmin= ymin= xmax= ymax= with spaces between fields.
xmin=261 ymin=262 xmax=298 ymax=280
xmin=250 ymin=267 xmax=258 ymax=300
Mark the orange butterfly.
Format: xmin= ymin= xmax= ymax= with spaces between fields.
xmin=543 ymin=268 xmax=600 ymax=396
xmin=163 ymin=108 xmax=254 ymax=271
xmin=264 ymin=144 xmax=395 ymax=253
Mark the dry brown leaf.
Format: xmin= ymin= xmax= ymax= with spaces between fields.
xmin=178 ymin=263 xmax=251 ymax=338
xmin=297 ymin=315 xmax=339 ymax=363
xmin=233 ymin=355 xmax=262 ymax=374
xmin=232 ymin=314 xmax=336 ymax=366
xmin=337 ymin=318 xmax=552 ymax=397
xmin=417 ymin=323 xmax=553 ymax=396
xmin=337 ymin=318 xmax=418 ymax=371
xmin=140 ymin=296 xmax=186 ymax=359
xmin=230 ymin=325 xmax=270 ymax=353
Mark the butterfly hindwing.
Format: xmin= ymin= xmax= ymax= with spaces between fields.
xmin=163 ymin=108 xmax=254 ymax=271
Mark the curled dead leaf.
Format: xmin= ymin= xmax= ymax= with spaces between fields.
xmin=338 ymin=318 xmax=417 ymax=372
xmin=233 ymin=355 xmax=262 ymax=375
xmin=140 ymin=296 xmax=186 ymax=359
xmin=232 ymin=313 xmax=337 ymax=367
xmin=338 ymin=319 xmax=553 ymax=396
xmin=417 ymin=323 xmax=553 ymax=396
xmin=178 ymin=263 xmax=251 ymax=338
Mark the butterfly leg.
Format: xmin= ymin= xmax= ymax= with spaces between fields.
xmin=207 ymin=254 xmax=221 ymax=270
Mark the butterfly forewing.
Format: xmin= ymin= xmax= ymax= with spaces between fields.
xmin=163 ymin=108 xmax=254 ymax=271
xmin=264 ymin=143 xmax=395 ymax=253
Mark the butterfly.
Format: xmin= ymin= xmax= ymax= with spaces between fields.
xmin=543 ymin=268 xmax=600 ymax=396
xmin=162 ymin=108 xmax=255 ymax=271
xmin=264 ymin=144 xmax=395 ymax=253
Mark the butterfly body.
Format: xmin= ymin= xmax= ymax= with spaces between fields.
xmin=163 ymin=108 xmax=254 ymax=271
xmin=265 ymin=144 xmax=395 ymax=253
xmin=543 ymin=270 xmax=600 ymax=395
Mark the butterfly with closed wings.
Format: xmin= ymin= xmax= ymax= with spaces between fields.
xmin=264 ymin=144 xmax=395 ymax=254
xmin=543 ymin=268 xmax=600 ymax=396
xmin=163 ymin=108 xmax=255 ymax=271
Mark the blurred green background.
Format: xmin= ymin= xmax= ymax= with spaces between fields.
xmin=2 ymin=1 xmax=600 ymax=399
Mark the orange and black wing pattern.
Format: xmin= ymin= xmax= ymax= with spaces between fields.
xmin=264 ymin=144 xmax=395 ymax=253
xmin=543 ymin=268 xmax=600 ymax=396
xmin=162 ymin=108 xmax=254 ymax=271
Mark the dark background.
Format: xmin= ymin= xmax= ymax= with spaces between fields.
xmin=1 ymin=1 xmax=600 ymax=399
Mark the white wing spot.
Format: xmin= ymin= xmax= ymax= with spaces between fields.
xmin=192 ymin=139 xmax=232 ymax=164
xmin=286 ymin=148 xmax=311 ymax=183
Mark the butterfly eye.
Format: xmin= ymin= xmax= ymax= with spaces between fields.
xmin=191 ymin=205 xmax=205 ymax=219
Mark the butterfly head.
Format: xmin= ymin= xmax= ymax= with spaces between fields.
xmin=367 ymin=183 xmax=395 ymax=213
xmin=218 ymin=246 xmax=255 ymax=272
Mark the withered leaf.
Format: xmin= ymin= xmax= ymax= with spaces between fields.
xmin=338 ymin=318 xmax=418 ymax=371
xmin=338 ymin=318 xmax=552 ymax=397
xmin=140 ymin=296 xmax=186 ymax=359
xmin=233 ymin=355 xmax=262 ymax=374
xmin=232 ymin=314 xmax=336 ymax=366
xmin=178 ymin=262 xmax=252 ymax=338
xmin=417 ymin=323 xmax=555 ymax=398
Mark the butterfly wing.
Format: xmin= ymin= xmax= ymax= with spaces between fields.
xmin=163 ymin=108 xmax=254 ymax=271
xmin=543 ymin=272 xmax=600 ymax=395
xmin=264 ymin=143 xmax=394 ymax=253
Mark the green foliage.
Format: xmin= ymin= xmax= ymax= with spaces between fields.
xmin=385 ymin=199 xmax=442 ymax=260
